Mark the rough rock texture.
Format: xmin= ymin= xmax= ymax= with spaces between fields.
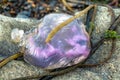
xmin=0 ymin=6 xmax=120 ymax=80
xmin=0 ymin=16 xmax=40 ymax=56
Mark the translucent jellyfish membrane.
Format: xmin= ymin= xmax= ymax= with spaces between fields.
xmin=23 ymin=13 xmax=91 ymax=69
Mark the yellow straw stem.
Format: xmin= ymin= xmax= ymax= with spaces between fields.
xmin=0 ymin=52 xmax=23 ymax=68
xmin=62 ymin=0 xmax=74 ymax=12
xmin=45 ymin=5 xmax=95 ymax=43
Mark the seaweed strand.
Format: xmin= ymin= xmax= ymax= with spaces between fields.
xmin=0 ymin=52 xmax=23 ymax=68
xmin=45 ymin=5 xmax=95 ymax=43
xmin=61 ymin=0 xmax=74 ymax=12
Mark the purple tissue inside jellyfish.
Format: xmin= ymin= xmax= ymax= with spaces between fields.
xmin=24 ymin=13 xmax=91 ymax=69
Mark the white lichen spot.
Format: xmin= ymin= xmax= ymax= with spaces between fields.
xmin=11 ymin=28 xmax=24 ymax=43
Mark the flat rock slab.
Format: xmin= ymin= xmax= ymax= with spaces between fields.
xmin=0 ymin=6 xmax=120 ymax=80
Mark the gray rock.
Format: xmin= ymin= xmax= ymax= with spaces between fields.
xmin=0 ymin=15 xmax=40 ymax=56
xmin=0 ymin=6 xmax=120 ymax=80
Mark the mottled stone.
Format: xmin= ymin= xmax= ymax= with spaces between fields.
xmin=0 ymin=6 xmax=120 ymax=80
xmin=0 ymin=59 xmax=44 ymax=80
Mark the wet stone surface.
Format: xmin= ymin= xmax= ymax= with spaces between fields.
xmin=0 ymin=6 xmax=120 ymax=80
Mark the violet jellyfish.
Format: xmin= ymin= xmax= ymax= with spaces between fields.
xmin=22 ymin=13 xmax=91 ymax=69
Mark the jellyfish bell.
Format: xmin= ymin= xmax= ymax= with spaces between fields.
xmin=22 ymin=13 xmax=91 ymax=69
